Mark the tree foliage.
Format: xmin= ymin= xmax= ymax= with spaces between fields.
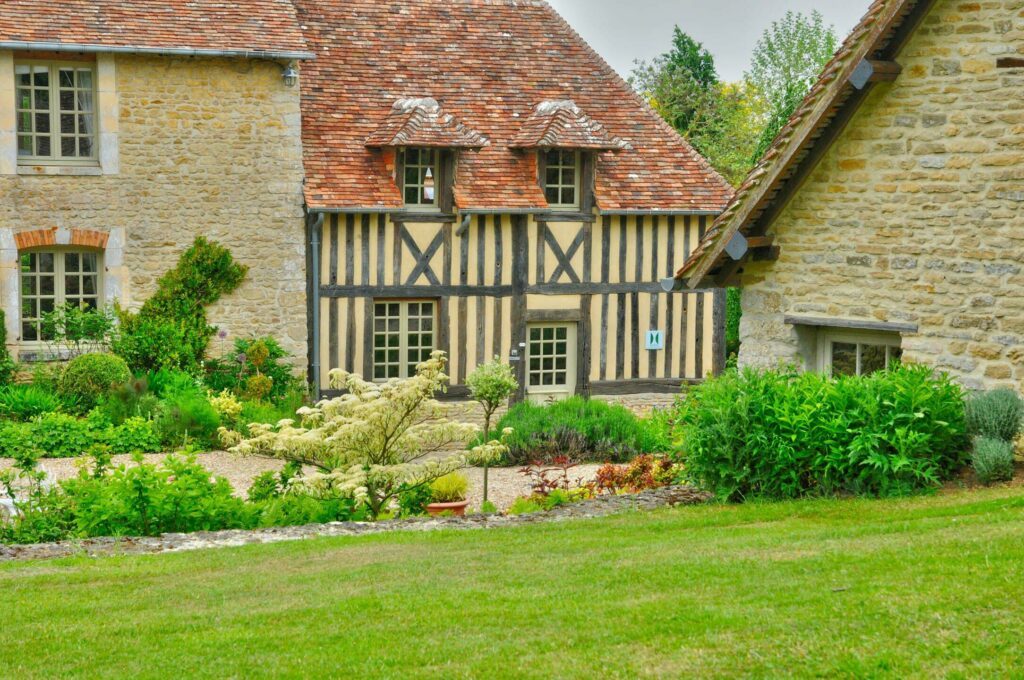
xmin=232 ymin=352 xmax=507 ymax=518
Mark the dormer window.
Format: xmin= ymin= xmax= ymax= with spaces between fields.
xmin=399 ymin=147 xmax=439 ymax=208
xmin=542 ymin=149 xmax=580 ymax=209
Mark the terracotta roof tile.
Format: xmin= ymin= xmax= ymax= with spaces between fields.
xmin=677 ymin=0 xmax=923 ymax=285
xmin=297 ymin=0 xmax=733 ymax=213
xmin=509 ymin=100 xmax=629 ymax=151
xmin=0 ymin=0 xmax=311 ymax=58
xmin=365 ymin=98 xmax=490 ymax=149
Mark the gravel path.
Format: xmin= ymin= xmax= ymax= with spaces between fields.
xmin=0 ymin=454 xmax=603 ymax=511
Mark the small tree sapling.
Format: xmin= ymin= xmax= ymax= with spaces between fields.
xmin=466 ymin=357 xmax=519 ymax=503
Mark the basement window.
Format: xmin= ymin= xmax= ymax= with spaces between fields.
xmin=817 ymin=329 xmax=903 ymax=377
xmin=15 ymin=62 xmax=98 ymax=164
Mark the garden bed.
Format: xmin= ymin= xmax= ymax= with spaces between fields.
xmin=0 ymin=485 xmax=711 ymax=562
xmin=0 ymin=454 xmax=604 ymax=511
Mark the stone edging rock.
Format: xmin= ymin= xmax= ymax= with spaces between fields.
xmin=0 ymin=486 xmax=711 ymax=563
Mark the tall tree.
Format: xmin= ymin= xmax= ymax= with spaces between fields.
xmin=630 ymin=28 xmax=760 ymax=185
xmin=745 ymin=11 xmax=839 ymax=163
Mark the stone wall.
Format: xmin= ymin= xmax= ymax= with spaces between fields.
xmin=0 ymin=54 xmax=307 ymax=361
xmin=739 ymin=0 xmax=1024 ymax=391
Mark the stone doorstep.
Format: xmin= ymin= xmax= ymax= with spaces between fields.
xmin=0 ymin=486 xmax=712 ymax=563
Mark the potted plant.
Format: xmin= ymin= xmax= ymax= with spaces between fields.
xmin=426 ymin=472 xmax=470 ymax=517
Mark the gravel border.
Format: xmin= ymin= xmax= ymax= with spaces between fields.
xmin=0 ymin=486 xmax=711 ymax=563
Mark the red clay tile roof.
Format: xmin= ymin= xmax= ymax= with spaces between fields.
xmin=297 ymin=0 xmax=734 ymax=213
xmin=676 ymin=0 xmax=926 ymax=286
xmin=509 ymin=100 xmax=629 ymax=152
xmin=365 ymin=98 xmax=490 ymax=149
xmin=0 ymin=0 xmax=311 ymax=59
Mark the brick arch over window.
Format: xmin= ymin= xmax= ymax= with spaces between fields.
xmin=14 ymin=228 xmax=109 ymax=251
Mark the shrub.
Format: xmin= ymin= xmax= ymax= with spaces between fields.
xmin=0 ymin=385 xmax=64 ymax=421
xmin=430 ymin=472 xmax=469 ymax=503
xmin=58 ymin=353 xmax=132 ymax=412
xmin=233 ymin=352 xmax=505 ymax=518
xmin=0 ymin=421 xmax=39 ymax=459
xmin=154 ymin=391 xmax=220 ymax=448
xmin=246 ymin=461 xmax=303 ymax=503
xmin=507 ymin=497 xmax=544 ymax=515
xmin=675 ymin=366 xmax=968 ymax=501
xmin=108 ymin=417 xmax=162 ymax=455
xmin=256 ymin=494 xmax=367 ymax=528
xmin=397 ymin=483 xmax=434 ymax=517
xmin=492 ymin=397 xmax=669 ymax=465
xmin=0 ymin=310 xmax=15 ymax=387
xmin=972 ymin=437 xmax=1015 ymax=486
xmin=61 ymin=453 xmax=254 ymax=537
xmin=97 ymin=377 xmax=161 ymax=425
xmin=965 ymin=389 xmax=1024 ymax=443
xmin=204 ymin=336 xmax=301 ymax=402
xmin=595 ymin=455 xmax=679 ymax=495
xmin=31 ymin=362 xmax=64 ymax=391
xmin=40 ymin=304 xmax=116 ymax=358
xmin=112 ymin=238 xmax=247 ymax=374
xmin=31 ymin=413 xmax=97 ymax=458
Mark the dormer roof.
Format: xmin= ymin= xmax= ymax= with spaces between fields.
xmin=509 ymin=100 xmax=629 ymax=151
xmin=365 ymin=98 xmax=490 ymax=149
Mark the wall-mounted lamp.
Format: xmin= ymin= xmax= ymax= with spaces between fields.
xmin=281 ymin=62 xmax=299 ymax=88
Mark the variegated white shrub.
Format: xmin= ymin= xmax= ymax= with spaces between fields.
xmin=232 ymin=352 xmax=507 ymax=517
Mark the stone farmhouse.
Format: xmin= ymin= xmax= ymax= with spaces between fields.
xmin=1 ymin=0 xmax=733 ymax=406
xmin=676 ymin=0 xmax=1024 ymax=392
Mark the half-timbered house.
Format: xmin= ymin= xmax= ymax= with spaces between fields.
xmin=297 ymin=0 xmax=734 ymax=403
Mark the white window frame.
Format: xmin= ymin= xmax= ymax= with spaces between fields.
xmin=399 ymin=147 xmax=440 ymax=211
xmin=372 ymin=299 xmax=437 ymax=381
xmin=526 ymin=322 xmax=578 ymax=402
xmin=542 ymin=149 xmax=581 ymax=210
xmin=15 ymin=60 xmax=99 ymax=166
xmin=816 ymin=329 xmax=903 ymax=377
xmin=19 ymin=248 xmax=104 ymax=347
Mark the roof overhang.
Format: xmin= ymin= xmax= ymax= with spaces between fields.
xmin=0 ymin=40 xmax=315 ymax=60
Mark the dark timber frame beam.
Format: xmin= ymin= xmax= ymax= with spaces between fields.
xmin=850 ymin=59 xmax=902 ymax=89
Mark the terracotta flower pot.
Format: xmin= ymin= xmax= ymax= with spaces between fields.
xmin=426 ymin=500 xmax=470 ymax=517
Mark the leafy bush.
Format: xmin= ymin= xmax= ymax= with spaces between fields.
xmin=0 ymin=384 xmax=64 ymax=421
xmin=675 ymin=366 xmax=968 ymax=501
xmin=31 ymin=362 xmax=64 ymax=391
xmin=61 ymin=453 xmax=254 ymax=537
xmin=204 ymin=336 xmax=301 ymax=402
xmin=595 ymin=455 xmax=680 ymax=495
xmin=0 ymin=421 xmax=38 ymax=459
xmin=112 ymin=237 xmax=247 ymax=374
xmin=965 ymin=389 xmax=1024 ymax=443
xmin=41 ymin=304 xmax=116 ymax=358
xmin=397 ymin=483 xmax=434 ymax=517
xmin=256 ymin=494 xmax=367 ymax=528
xmin=31 ymin=413 xmax=97 ymax=458
xmin=491 ymin=397 xmax=670 ymax=465
xmin=0 ymin=310 xmax=15 ymax=387
xmin=972 ymin=437 xmax=1015 ymax=486
xmin=246 ymin=461 xmax=303 ymax=503
xmin=97 ymin=377 xmax=162 ymax=425
xmin=430 ymin=472 xmax=469 ymax=503
xmin=108 ymin=417 xmax=162 ymax=454
xmin=154 ymin=391 xmax=220 ymax=449
xmin=57 ymin=353 xmax=132 ymax=412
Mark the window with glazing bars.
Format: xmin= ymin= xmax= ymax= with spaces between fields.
xmin=543 ymin=149 xmax=580 ymax=208
xmin=16 ymin=62 xmax=97 ymax=162
xmin=21 ymin=251 xmax=101 ymax=343
xmin=373 ymin=300 xmax=436 ymax=380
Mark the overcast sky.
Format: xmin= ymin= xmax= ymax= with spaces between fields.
xmin=546 ymin=0 xmax=867 ymax=82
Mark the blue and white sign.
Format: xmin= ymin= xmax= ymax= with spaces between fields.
xmin=646 ymin=330 xmax=665 ymax=351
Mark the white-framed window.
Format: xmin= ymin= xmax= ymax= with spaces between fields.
xmin=526 ymin=323 xmax=577 ymax=401
xmin=15 ymin=61 xmax=98 ymax=164
xmin=543 ymin=149 xmax=580 ymax=209
xmin=20 ymin=250 xmax=102 ymax=343
xmin=817 ymin=329 xmax=903 ymax=377
xmin=372 ymin=300 xmax=436 ymax=380
xmin=399 ymin=148 xmax=438 ymax=208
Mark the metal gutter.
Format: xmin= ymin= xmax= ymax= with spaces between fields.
xmin=308 ymin=213 xmax=324 ymax=399
xmin=308 ymin=207 xmax=394 ymax=214
xmin=598 ymin=209 xmax=721 ymax=217
xmin=0 ymin=41 xmax=315 ymax=61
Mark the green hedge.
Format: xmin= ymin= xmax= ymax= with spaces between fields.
xmin=490 ymin=397 xmax=671 ymax=465
xmin=674 ymin=366 xmax=968 ymax=501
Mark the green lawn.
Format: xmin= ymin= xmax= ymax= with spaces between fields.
xmin=2 ymin=488 xmax=1023 ymax=679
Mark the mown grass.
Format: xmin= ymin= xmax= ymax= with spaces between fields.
xmin=2 ymin=487 xmax=1023 ymax=678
